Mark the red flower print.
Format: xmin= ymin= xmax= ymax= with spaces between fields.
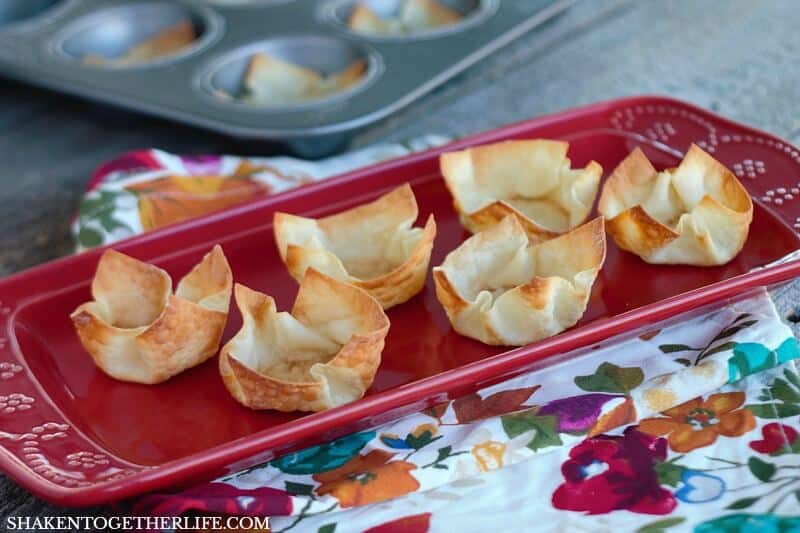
xmin=88 ymin=150 xmax=163 ymax=191
xmin=552 ymin=427 xmax=676 ymax=515
xmin=365 ymin=513 xmax=431 ymax=533
xmin=749 ymin=423 xmax=799 ymax=454
xmin=132 ymin=482 xmax=293 ymax=518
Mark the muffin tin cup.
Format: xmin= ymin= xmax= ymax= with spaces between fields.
xmin=0 ymin=0 xmax=573 ymax=156
xmin=196 ymin=36 xmax=385 ymax=112
xmin=321 ymin=0 xmax=500 ymax=42
xmin=49 ymin=2 xmax=224 ymax=70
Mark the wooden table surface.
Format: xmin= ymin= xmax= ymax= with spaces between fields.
xmin=2 ymin=0 xmax=800 ymax=524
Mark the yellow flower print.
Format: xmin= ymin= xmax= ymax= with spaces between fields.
xmin=472 ymin=441 xmax=506 ymax=472
xmin=411 ymin=423 xmax=438 ymax=439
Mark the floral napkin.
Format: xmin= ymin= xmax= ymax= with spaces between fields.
xmin=71 ymin=136 xmax=450 ymax=250
xmin=134 ymin=289 xmax=800 ymax=533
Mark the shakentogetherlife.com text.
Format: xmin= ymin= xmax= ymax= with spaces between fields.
xmin=5 ymin=515 xmax=271 ymax=531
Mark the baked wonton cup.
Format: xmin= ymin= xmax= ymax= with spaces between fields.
xmin=348 ymin=3 xmax=403 ymax=35
xmin=434 ymin=215 xmax=606 ymax=346
xmin=440 ymin=139 xmax=603 ymax=242
xmin=71 ymin=245 xmax=232 ymax=384
xmin=219 ymin=270 xmax=390 ymax=412
xmin=84 ymin=20 xmax=196 ymax=66
xmin=243 ymin=53 xmax=366 ymax=105
xmin=348 ymin=0 xmax=463 ymax=36
xmin=598 ymin=145 xmax=753 ymax=266
xmin=400 ymin=0 xmax=463 ymax=29
xmin=274 ymin=183 xmax=436 ymax=309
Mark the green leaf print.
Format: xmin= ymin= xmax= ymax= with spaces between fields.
xmin=285 ymin=481 xmax=315 ymax=496
xmin=501 ymin=412 xmax=562 ymax=451
xmin=702 ymin=341 xmax=737 ymax=358
xmin=717 ymin=320 xmax=758 ymax=340
xmin=784 ymin=368 xmax=800 ymax=390
xmin=726 ymin=496 xmax=760 ymax=510
xmin=636 ymin=517 xmax=686 ymax=533
xmin=76 ymin=189 xmax=135 ymax=247
xmin=77 ymin=227 xmax=103 ymax=248
xmin=661 ymin=313 xmax=758 ymax=367
xmin=659 ymin=344 xmax=694 ymax=353
xmin=770 ymin=378 xmax=800 ymax=403
xmin=745 ymin=403 xmax=800 ymax=419
xmin=421 ymin=445 xmax=468 ymax=469
xmin=405 ymin=430 xmax=442 ymax=450
xmin=747 ymin=457 xmax=776 ymax=482
xmin=745 ymin=367 xmax=800 ymax=418
xmin=574 ymin=362 xmax=644 ymax=394
xmin=653 ymin=461 xmax=686 ymax=487
xmin=97 ymin=212 xmax=131 ymax=233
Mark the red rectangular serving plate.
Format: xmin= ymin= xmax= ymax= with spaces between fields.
xmin=3 ymin=96 xmax=800 ymax=507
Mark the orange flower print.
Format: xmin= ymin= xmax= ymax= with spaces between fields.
xmin=313 ymin=450 xmax=419 ymax=508
xmin=127 ymin=174 xmax=270 ymax=231
xmin=638 ymin=392 xmax=756 ymax=452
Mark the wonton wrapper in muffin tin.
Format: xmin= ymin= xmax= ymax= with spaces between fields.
xmin=274 ymin=183 xmax=436 ymax=309
xmin=440 ymin=139 xmax=603 ymax=241
xmin=71 ymin=245 xmax=232 ymax=384
xmin=242 ymin=53 xmax=366 ymax=105
xmin=219 ymin=270 xmax=390 ymax=412
xmin=434 ymin=215 xmax=606 ymax=346
xmin=348 ymin=0 xmax=463 ymax=36
xmin=83 ymin=20 xmax=196 ymax=67
xmin=598 ymin=144 xmax=753 ymax=266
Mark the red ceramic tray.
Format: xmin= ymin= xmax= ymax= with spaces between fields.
xmin=3 ymin=96 xmax=800 ymax=507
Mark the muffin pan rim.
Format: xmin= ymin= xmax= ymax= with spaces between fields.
xmin=0 ymin=0 xmax=79 ymax=34
xmin=203 ymin=0 xmax=298 ymax=7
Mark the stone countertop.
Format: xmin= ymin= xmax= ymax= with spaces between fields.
xmin=2 ymin=0 xmax=800 ymax=524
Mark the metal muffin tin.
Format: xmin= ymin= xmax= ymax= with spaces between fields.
xmin=0 ymin=0 xmax=572 ymax=156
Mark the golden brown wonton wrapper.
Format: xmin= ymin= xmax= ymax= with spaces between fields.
xmin=83 ymin=20 xmax=196 ymax=66
xmin=274 ymin=183 xmax=436 ymax=309
xmin=598 ymin=145 xmax=753 ymax=266
xmin=434 ymin=215 xmax=606 ymax=346
xmin=242 ymin=53 xmax=366 ymax=105
xmin=440 ymin=139 xmax=603 ymax=241
xmin=348 ymin=0 xmax=463 ymax=36
xmin=219 ymin=270 xmax=390 ymax=412
xmin=71 ymin=245 xmax=232 ymax=384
